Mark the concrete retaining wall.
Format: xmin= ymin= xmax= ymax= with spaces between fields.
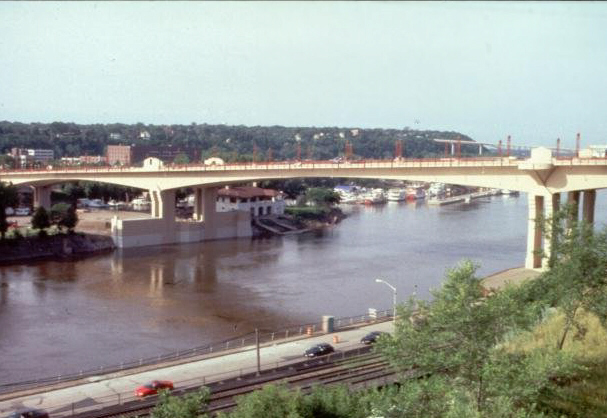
xmin=111 ymin=211 xmax=252 ymax=248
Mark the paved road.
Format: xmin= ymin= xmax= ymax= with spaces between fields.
xmin=0 ymin=321 xmax=393 ymax=417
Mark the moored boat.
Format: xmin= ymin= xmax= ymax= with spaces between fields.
xmin=387 ymin=188 xmax=407 ymax=201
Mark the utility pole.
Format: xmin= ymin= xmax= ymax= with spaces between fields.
xmin=255 ymin=328 xmax=261 ymax=375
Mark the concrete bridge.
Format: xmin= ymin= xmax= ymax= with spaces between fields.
xmin=2 ymin=147 xmax=606 ymax=270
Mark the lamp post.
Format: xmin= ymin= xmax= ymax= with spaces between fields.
xmin=375 ymin=279 xmax=397 ymax=323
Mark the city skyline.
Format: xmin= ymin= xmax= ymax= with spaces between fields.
xmin=1 ymin=2 xmax=606 ymax=148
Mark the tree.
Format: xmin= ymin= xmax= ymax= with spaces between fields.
xmin=31 ymin=206 xmax=51 ymax=237
xmin=50 ymin=203 xmax=78 ymax=232
xmin=377 ymin=261 xmax=571 ymax=414
xmin=531 ymin=205 xmax=607 ymax=350
xmin=151 ymin=388 xmax=210 ymax=418
xmin=0 ymin=182 xmax=18 ymax=240
xmin=305 ymin=188 xmax=340 ymax=207
xmin=173 ymin=153 xmax=190 ymax=165
xmin=218 ymin=384 xmax=365 ymax=418
xmin=219 ymin=384 xmax=303 ymax=418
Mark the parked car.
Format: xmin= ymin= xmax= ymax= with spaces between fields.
xmin=360 ymin=331 xmax=388 ymax=345
xmin=14 ymin=207 xmax=30 ymax=216
xmin=304 ymin=342 xmax=334 ymax=358
xmin=6 ymin=408 xmax=49 ymax=418
xmin=135 ymin=380 xmax=174 ymax=397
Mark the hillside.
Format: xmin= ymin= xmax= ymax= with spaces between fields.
xmin=0 ymin=121 xmax=479 ymax=163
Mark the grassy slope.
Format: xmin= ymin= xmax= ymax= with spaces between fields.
xmin=511 ymin=310 xmax=607 ymax=417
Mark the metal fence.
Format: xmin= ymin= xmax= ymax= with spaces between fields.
xmin=0 ymin=309 xmax=392 ymax=395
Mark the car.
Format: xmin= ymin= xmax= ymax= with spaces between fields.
xmin=135 ymin=380 xmax=174 ymax=397
xmin=304 ymin=342 xmax=334 ymax=358
xmin=360 ymin=331 xmax=388 ymax=345
xmin=14 ymin=207 xmax=30 ymax=216
xmin=6 ymin=408 xmax=49 ymax=418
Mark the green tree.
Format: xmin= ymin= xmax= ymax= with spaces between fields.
xmin=151 ymin=388 xmax=210 ymax=418
xmin=173 ymin=153 xmax=190 ymax=165
xmin=531 ymin=205 xmax=607 ymax=350
xmin=0 ymin=182 xmax=19 ymax=240
xmin=378 ymin=261 xmax=572 ymax=415
xmin=50 ymin=203 xmax=78 ymax=232
xmin=31 ymin=206 xmax=51 ymax=237
xmin=220 ymin=384 xmax=303 ymax=418
xmin=305 ymin=187 xmax=340 ymax=207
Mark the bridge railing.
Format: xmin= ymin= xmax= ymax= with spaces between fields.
xmin=0 ymin=156 xmax=526 ymax=176
xmin=0 ymin=309 xmax=392 ymax=395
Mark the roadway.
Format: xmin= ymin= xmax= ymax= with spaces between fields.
xmin=0 ymin=321 xmax=393 ymax=417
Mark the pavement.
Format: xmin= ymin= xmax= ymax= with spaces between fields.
xmin=0 ymin=321 xmax=393 ymax=417
xmin=481 ymin=267 xmax=541 ymax=290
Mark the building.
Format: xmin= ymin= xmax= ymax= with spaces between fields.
xmin=216 ymin=186 xmax=285 ymax=218
xmin=80 ymin=155 xmax=106 ymax=165
xmin=106 ymin=144 xmax=201 ymax=166
xmin=106 ymin=145 xmax=132 ymax=165
xmin=10 ymin=148 xmax=55 ymax=167
xmin=131 ymin=145 xmax=200 ymax=164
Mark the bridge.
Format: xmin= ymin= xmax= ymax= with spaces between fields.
xmin=1 ymin=147 xmax=606 ymax=270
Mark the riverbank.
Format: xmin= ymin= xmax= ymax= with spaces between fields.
xmin=0 ymin=233 xmax=115 ymax=265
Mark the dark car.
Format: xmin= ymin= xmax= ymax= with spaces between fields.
xmin=360 ymin=331 xmax=388 ymax=345
xmin=304 ymin=342 xmax=335 ymax=358
xmin=7 ymin=409 xmax=49 ymax=418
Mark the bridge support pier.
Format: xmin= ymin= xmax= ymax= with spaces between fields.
xmin=196 ymin=187 xmax=218 ymax=239
xmin=33 ymin=185 xmax=52 ymax=210
xmin=527 ymin=189 xmax=596 ymax=271
xmin=582 ymin=189 xmax=596 ymax=224
xmin=526 ymin=193 xmax=562 ymax=270
xmin=150 ymin=189 xmax=176 ymax=220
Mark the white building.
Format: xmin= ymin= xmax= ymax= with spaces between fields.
xmin=216 ymin=186 xmax=285 ymax=218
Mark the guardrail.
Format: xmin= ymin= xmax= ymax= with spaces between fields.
xmin=0 ymin=310 xmax=392 ymax=395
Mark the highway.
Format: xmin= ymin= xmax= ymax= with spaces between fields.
xmin=0 ymin=321 xmax=393 ymax=417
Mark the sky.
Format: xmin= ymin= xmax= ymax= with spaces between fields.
xmin=1 ymin=1 xmax=607 ymax=148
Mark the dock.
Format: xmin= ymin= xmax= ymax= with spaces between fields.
xmin=427 ymin=190 xmax=497 ymax=206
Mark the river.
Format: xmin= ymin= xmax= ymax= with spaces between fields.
xmin=1 ymin=192 xmax=606 ymax=384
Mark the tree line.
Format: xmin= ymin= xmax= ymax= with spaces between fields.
xmin=0 ymin=121 xmax=484 ymax=166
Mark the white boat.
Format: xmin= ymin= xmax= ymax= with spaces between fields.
xmin=88 ymin=199 xmax=109 ymax=209
xmin=108 ymin=200 xmax=127 ymax=210
xmin=387 ymin=188 xmax=407 ymax=201
xmin=428 ymin=183 xmax=446 ymax=197
xmin=131 ymin=197 xmax=151 ymax=211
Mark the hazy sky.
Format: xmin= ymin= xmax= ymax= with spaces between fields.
xmin=1 ymin=1 xmax=607 ymax=147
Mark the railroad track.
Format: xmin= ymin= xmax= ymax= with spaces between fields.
xmin=74 ymin=348 xmax=396 ymax=418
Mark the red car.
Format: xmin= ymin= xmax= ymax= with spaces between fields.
xmin=135 ymin=380 xmax=174 ymax=397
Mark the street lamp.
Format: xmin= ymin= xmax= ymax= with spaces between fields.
xmin=375 ymin=278 xmax=397 ymax=323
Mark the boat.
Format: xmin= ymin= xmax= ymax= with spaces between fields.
xmin=386 ymin=188 xmax=407 ymax=201
xmin=428 ymin=183 xmax=446 ymax=197
xmin=108 ymin=200 xmax=127 ymax=210
xmin=131 ymin=197 xmax=151 ymax=211
xmin=362 ymin=189 xmax=386 ymax=205
xmin=406 ymin=186 xmax=426 ymax=200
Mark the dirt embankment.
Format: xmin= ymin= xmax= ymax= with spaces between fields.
xmin=0 ymin=233 xmax=115 ymax=265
